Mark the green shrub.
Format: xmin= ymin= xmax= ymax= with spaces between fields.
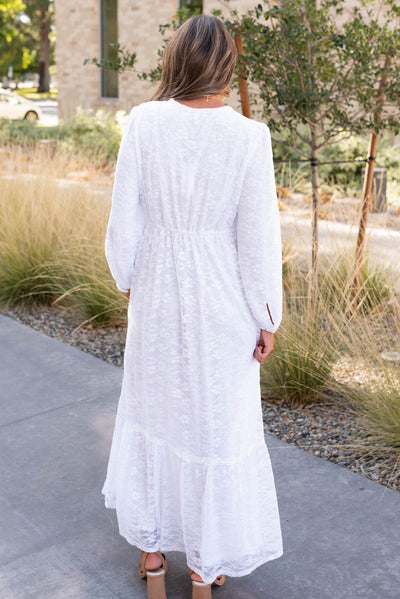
xmin=0 ymin=107 xmax=125 ymax=165
xmin=56 ymin=108 xmax=124 ymax=163
xmin=0 ymin=118 xmax=58 ymax=147
xmin=271 ymin=128 xmax=400 ymax=199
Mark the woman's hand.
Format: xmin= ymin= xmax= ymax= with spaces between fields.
xmin=253 ymin=330 xmax=274 ymax=364
xmin=124 ymin=289 xmax=130 ymax=299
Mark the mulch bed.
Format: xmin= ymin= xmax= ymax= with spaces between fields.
xmin=2 ymin=304 xmax=399 ymax=494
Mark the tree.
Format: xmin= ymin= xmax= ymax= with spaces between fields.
xmin=180 ymin=0 xmax=203 ymax=14
xmin=223 ymin=0 xmax=400 ymax=298
xmin=0 ymin=0 xmax=25 ymax=44
xmin=0 ymin=0 xmax=54 ymax=86
xmin=0 ymin=0 xmax=30 ymax=78
xmin=23 ymin=0 xmax=53 ymax=92
xmin=0 ymin=25 xmax=36 ymax=80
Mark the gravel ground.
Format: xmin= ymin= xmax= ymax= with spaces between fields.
xmin=2 ymin=304 xmax=399 ymax=493
xmin=261 ymin=394 xmax=399 ymax=494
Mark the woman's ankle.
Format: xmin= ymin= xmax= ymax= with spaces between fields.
xmin=145 ymin=551 xmax=163 ymax=570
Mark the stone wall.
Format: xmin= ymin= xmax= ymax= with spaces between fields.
xmin=55 ymin=0 xmax=99 ymax=119
xmin=55 ymin=0 xmax=177 ymax=119
xmin=55 ymin=1 xmax=256 ymax=119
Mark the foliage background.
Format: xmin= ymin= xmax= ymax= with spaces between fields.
xmin=0 ymin=0 xmax=54 ymax=80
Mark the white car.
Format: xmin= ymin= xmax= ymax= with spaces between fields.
xmin=0 ymin=90 xmax=42 ymax=121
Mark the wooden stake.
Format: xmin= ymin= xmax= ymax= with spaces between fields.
xmin=352 ymin=55 xmax=391 ymax=305
xmin=233 ymin=24 xmax=252 ymax=119
xmin=351 ymin=132 xmax=379 ymax=301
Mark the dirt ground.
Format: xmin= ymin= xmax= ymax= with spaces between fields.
xmin=277 ymin=189 xmax=400 ymax=232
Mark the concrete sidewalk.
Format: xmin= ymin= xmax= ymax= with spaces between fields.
xmin=0 ymin=314 xmax=399 ymax=599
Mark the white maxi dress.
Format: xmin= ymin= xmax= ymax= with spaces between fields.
xmin=102 ymin=98 xmax=284 ymax=584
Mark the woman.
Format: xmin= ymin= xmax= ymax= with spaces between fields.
xmin=102 ymin=14 xmax=283 ymax=599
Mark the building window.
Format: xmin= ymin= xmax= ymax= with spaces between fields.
xmin=100 ymin=0 xmax=118 ymax=98
xmin=179 ymin=0 xmax=203 ymax=15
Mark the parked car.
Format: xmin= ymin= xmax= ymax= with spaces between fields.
xmin=0 ymin=90 xmax=42 ymax=121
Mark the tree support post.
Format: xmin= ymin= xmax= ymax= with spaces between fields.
xmin=310 ymin=128 xmax=319 ymax=305
xmin=233 ymin=25 xmax=252 ymax=119
xmin=351 ymin=55 xmax=391 ymax=306
xmin=351 ymin=134 xmax=379 ymax=301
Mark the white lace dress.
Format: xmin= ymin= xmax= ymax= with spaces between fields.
xmin=102 ymin=98 xmax=283 ymax=584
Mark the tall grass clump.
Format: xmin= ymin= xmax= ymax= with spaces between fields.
xmin=261 ymin=273 xmax=340 ymax=406
xmin=261 ymin=310 xmax=338 ymax=406
xmin=319 ymin=250 xmax=394 ymax=315
xmin=261 ymin=248 xmax=398 ymax=409
xmin=0 ymin=150 xmax=127 ymax=325
xmin=344 ymin=366 xmax=400 ymax=451
xmin=281 ymin=241 xmax=298 ymax=292
xmin=324 ymin=265 xmax=400 ymax=452
xmin=53 ymin=244 xmax=128 ymax=327
xmin=0 ymin=175 xmax=71 ymax=307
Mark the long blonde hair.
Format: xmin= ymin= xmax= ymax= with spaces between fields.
xmin=151 ymin=15 xmax=237 ymax=101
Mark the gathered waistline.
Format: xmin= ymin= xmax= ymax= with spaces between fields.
xmin=144 ymin=223 xmax=235 ymax=236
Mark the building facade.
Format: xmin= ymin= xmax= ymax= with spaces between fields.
xmin=54 ymin=0 xmax=256 ymax=119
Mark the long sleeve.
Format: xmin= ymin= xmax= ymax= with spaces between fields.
xmin=236 ymin=123 xmax=282 ymax=333
xmin=105 ymin=106 xmax=147 ymax=293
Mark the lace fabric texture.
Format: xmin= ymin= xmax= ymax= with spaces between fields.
xmin=102 ymin=98 xmax=283 ymax=584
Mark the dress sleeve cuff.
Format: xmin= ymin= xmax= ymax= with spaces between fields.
xmin=116 ymin=282 xmax=130 ymax=293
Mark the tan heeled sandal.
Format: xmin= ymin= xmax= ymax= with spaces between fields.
xmin=188 ymin=568 xmax=226 ymax=587
xmin=189 ymin=568 xmax=226 ymax=598
xmin=138 ymin=550 xmax=168 ymax=599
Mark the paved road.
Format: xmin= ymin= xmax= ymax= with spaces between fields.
xmin=39 ymin=99 xmax=58 ymax=126
xmin=1 ymin=314 xmax=399 ymax=598
xmin=31 ymin=98 xmax=58 ymax=126
xmin=281 ymin=212 xmax=400 ymax=287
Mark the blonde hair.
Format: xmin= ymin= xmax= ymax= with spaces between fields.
xmin=151 ymin=15 xmax=237 ymax=101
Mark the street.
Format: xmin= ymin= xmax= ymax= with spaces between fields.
xmin=280 ymin=212 xmax=400 ymax=288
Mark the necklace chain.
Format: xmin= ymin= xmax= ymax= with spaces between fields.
xmin=203 ymin=94 xmax=224 ymax=103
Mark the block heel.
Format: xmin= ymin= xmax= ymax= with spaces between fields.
xmin=146 ymin=568 xmax=167 ymax=599
xmin=138 ymin=551 xmax=168 ymax=599
xmin=192 ymin=580 xmax=212 ymax=599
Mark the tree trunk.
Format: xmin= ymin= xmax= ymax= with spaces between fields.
xmin=310 ymin=124 xmax=319 ymax=302
xmin=38 ymin=4 xmax=50 ymax=93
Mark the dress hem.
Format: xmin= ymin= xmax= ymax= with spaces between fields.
xmin=101 ymin=498 xmax=283 ymax=583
